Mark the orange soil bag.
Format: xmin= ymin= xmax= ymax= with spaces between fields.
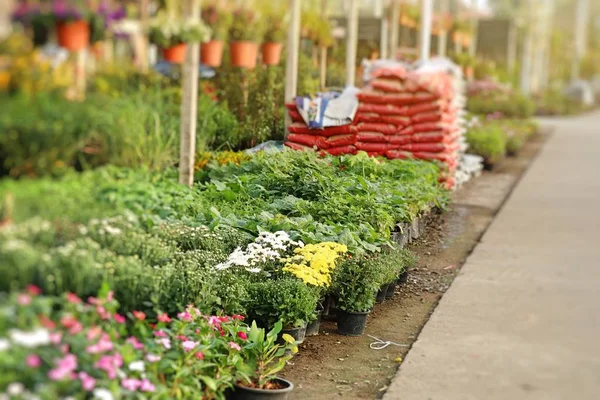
xmin=324 ymin=145 xmax=357 ymax=156
xmin=326 ymin=134 xmax=357 ymax=148
xmin=285 ymin=142 xmax=313 ymax=151
xmin=288 ymin=122 xmax=357 ymax=136
xmin=357 ymin=132 xmax=389 ymax=143
xmin=358 ymin=103 xmax=407 ymax=115
xmin=287 ymin=133 xmax=327 ymax=149
xmin=355 ymin=142 xmax=397 ymax=152
xmin=400 ymin=143 xmax=459 ymax=153
xmin=411 ymin=132 xmax=457 ymax=144
xmin=385 ymin=150 xmax=413 ymax=159
xmin=356 ymin=123 xmax=398 ymax=135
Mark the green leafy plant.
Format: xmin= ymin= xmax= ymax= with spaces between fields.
xmin=201 ymin=3 xmax=232 ymax=41
xmin=237 ymin=321 xmax=298 ymax=389
xmin=228 ymin=7 xmax=262 ymax=42
xmin=245 ymin=278 xmax=319 ymax=329
xmin=466 ymin=122 xmax=507 ymax=167
xmin=332 ymin=256 xmax=380 ymax=313
xmin=148 ymin=12 xmax=211 ymax=47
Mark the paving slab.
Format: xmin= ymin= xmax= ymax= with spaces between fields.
xmin=384 ymin=111 xmax=600 ymax=400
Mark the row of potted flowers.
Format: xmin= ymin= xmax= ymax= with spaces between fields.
xmin=0 ymin=285 xmax=298 ymax=400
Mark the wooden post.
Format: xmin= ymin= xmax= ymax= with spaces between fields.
xmin=390 ymin=0 xmax=399 ymax=59
xmin=178 ymin=0 xmax=201 ymax=186
xmin=75 ymin=50 xmax=87 ymax=100
xmin=378 ymin=0 xmax=389 ymax=59
xmin=507 ymin=23 xmax=517 ymax=73
xmin=438 ymin=0 xmax=449 ymax=58
xmin=572 ymin=0 xmax=589 ymax=80
xmin=468 ymin=18 xmax=478 ymax=57
xmin=319 ymin=0 xmax=328 ymax=90
xmin=139 ymin=0 xmax=149 ymax=73
xmin=418 ymin=0 xmax=433 ymax=61
xmin=284 ymin=0 xmax=302 ymax=135
xmin=345 ymin=0 xmax=359 ymax=87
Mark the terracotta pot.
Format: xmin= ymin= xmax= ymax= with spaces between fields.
xmin=201 ymin=40 xmax=224 ymax=67
xmin=261 ymin=42 xmax=283 ymax=66
xmin=162 ymin=44 xmax=187 ymax=64
xmin=230 ymin=41 xmax=258 ymax=69
xmin=56 ymin=20 xmax=90 ymax=51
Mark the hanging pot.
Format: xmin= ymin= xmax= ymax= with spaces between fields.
xmin=229 ymin=378 xmax=294 ymax=400
xmin=261 ymin=42 xmax=283 ymax=66
xmin=56 ymin=20 xmax=90 ymax=51
xmin=336 ymin=309 xmax=369 ymax=336
xmin=162 ymin=44 xmax=187 ymax=64
xmin=230 ymin=41 xmax=258 ymax=69
xmin=201 ymin=40 xmax=224 ymax=67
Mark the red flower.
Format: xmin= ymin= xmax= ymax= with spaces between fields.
xmin=114 ymin=314 xmax=126 ymax=324
xmin=148 ymin=323 xmax=156 ymax=330
xmin=195 ymin=352 xmax=204 ymax=360
xmin=132 ymin=311 xmax=146 ymax=321
xmin=176 ymin=335 xmax=188 ymax=341
xmin=39 ymin=315 xmax=56 ymax=329
xmin=237 ymin=331 xmax=248 ymax=340
xmin=157 ymin=313 xmax=171 ymax=323
xmin=66 ymin=293 xmax=82 ymax=304
xmin=26 ymin=285 xmax=42 ymax=296
xmin=232 ymin=315 xmax=245 ymax=321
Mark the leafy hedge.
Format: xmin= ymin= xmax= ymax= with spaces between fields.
xmin=0 ymin=151 xmax=445 ymax=317
xmin=467 ymin=91 xmax=536 ymax=119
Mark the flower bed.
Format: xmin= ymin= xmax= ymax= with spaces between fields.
xmin=0 ymin=150 xmax=444 ymax=395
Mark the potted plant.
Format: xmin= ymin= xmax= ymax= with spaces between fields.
xmin=149 ymin=11 xmax=211 ymax=64
xmin=228 ymin=7 xmax=262 ymax=69
xmin=245 ymin=278 xmax=318 ymax=344
xmin=332 ymin=256 xmax=380 ymax=336
xmin=50 ymin=0 xmax=91 ymax=51
xmin=11 ymin=3 xmax=53 ymax=47
xmin=261 ymin=12 xmax=286 ymax=66
xmin=232 ymin=321 xmax=297 ymax=400
xmin=201 ymin=4 xmax=231 ymax=67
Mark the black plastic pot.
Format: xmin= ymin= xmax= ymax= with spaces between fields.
xmin=229 ymin=378 xmax=294 ymax=400
xmin=305 ymin=312 xmax=322 ymax=336
xmin=336 ymin=309 xmax=369 ymax=336
xmin=385 ymin=281 xmax=397 ymax=300
xmin=278 ymin=324 xmax=306 ymax=344
xmin=397 ymin=270 xmax=409 ymax=285
xmin=376 ymin=283 xmax=390 ymax=303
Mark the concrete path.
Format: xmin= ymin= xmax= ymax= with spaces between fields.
xmin=384 ymin=111 xmax=600 ymax=400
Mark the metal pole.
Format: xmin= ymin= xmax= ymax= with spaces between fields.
xmin=178 ymin=0 xmax=201 ymax=186
xmin=438 ymin=0 xmax=449 ymax=57
xmin=345 ymin=0 xmax=359 ymax=86
xmin=419 ymin=0 xmax=434 ymax=61
xmin=284 ymin=0 xmax=302 ymax=134
xmin=390 ymin=0 xmax=399 ymax=59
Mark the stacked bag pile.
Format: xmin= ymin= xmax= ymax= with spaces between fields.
xmin=284 ymin=59 xmax=467 ymax=188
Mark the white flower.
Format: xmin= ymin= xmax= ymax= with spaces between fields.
xmin=246 ymin=267 xmax=261 ymax=273
xmin=93 ymin=388 xmax=114 ymax=400
xmin=8 ymin=328 xmax=50 ymax=348
xmin=7 ymin=383 xmax=24 ymax=396
xmin=0 ymin=338 xmax=10 ymax=352
xmin=128 ymin=360 xmax=145 ymax=372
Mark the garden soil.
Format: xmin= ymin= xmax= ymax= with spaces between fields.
xmin=280 ymin=129 xmax=551 ymax=399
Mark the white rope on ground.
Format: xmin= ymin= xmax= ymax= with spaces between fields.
xmin=367 ymin=335 xmax=410 ymax=350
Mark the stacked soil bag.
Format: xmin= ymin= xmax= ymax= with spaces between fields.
xmin=284 ymin=59 xmax=467 ymax=188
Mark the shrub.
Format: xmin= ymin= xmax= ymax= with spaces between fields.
xmin=332 ymin=256 xmax=380 ymax=313
xmin=245 ymin=278 xmax=319 ymax=329
xmin=467 ymin=91 xmax=535 ymax=119
xmin=466 ymin=122 xmax=507 ymax=167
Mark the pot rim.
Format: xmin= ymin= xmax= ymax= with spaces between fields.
xmin=337 ymin=308 xmax=371 ymax=315
xmin=234 ymin=377 xmax=294 ymax=393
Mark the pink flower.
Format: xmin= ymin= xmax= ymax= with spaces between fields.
xmin=95 ymin=354 xmax=123 ymax=379
xmin=87 ymin=296 xmax=99 ymax=305
xmin=50 ymin=332 xmax=62 ymax=345
xmin=66 ymin=292 xmax=82 ymax=304
xmin=87 ymin=326 xmax=103 ymax=341
xmin=106 ymin=291 xmax=114 ymax=302
xmin=156 ymin=338 xmax=171 ymax=349
xmin=145 ymin=354 xmax=160 ymax=363
xmin=182 ymin=340 xmax=198 ymax=352
xmin=114 ymin=313 xmax=126 ymax=324
xmin=17 ymin=293 xmax=31 ymax=305
xmin=96 ymin=306 xmax=111 ymax=320
xmin=207 ymin=316 xmax=221 ymax=328
xmin=153 ymin=330 xmax=167 ymax=338
xmin=27 ymin=284 xmax=42 ymax=295
xmin=79 ymin=371 xmax=96 ymax=391
xmin=126 ymin=336 xmax=144 ymax=350
xmin=195 ymin=352 xmax=204 ymax=360
xmin=140 ymin=379 xmax=156 ymax=392
xmin=39 ymin=315 xmax=56 ymax=329
xmin=157 ymin=313 xmax=171 ymax=323
xmin=237 ymin=331 xmax=248 ymax=340
xmin=228 ymin=342 xmax=241 ymax=351
xmin=69 ymin=321 xmax=83 ymax=335
xmin=48 ymin=354 xmax=77 ymax=381
xmin=175 ymin=335 xmax=188 ymax=341
xmin=26 ymin=354 xmax=42 ymax=368
xmin=218 ymin=316 xmax=230 ymax=323
xmin=86 ymin=337 xmax=114 ymax=354
xmin=132 ymin=311 xmax=146 ymax=321
xmin=177 ymin=311 xmax=192 ymax=321
xmin=121 ymin=378 xmax=142 ymax=391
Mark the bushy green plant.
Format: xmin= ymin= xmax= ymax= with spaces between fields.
xmin=201 ymin=4 xmax=232 ymax=41
xmin=467 ymin=91 xmax=535 ymax=119
xmin=245 ymin=278 xmax=319 ymax=329
xmin=228 ymin=8 xmax=262 ymax=42
xmin=466 ymin=122 xmax=507 ymax=167
xmin=148 ymin=12 xmax=211 ymax=47
xmin=373 ymin=247 xmax=409 ymax=286
xmin=332 ymin=256 xmax=379 ymax=313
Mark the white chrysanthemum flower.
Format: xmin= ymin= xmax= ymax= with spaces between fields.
xmin=8 ymin=328 xmax=50 ymax=348
xmin=128 ymin=360 xmax=145 ymax=372
xmin=93 ymin=388 xmax=114 ymax=400
xmin=6 ymin=382 xmax=24 ymax=396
